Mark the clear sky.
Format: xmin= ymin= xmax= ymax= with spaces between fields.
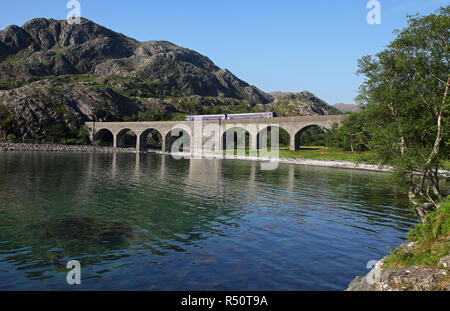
xmin=0 ymin=0 xmax=447 ymax=105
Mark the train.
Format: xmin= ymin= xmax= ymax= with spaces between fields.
xmin=184 ymin=112 xmax=273 ymax=121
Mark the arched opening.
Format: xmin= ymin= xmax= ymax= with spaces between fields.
xmin=94 ymin=129 xmax=114 ymax=147
xmin=222 ymin=127 xmax=252 ymax=155
xmin=294 ymin=125 xmax=328 ymax=150
xmin=140 ymin=129 xmax=163 ymax=152
xmin=116 ymin=129 xmax=137 ymax=148
xmin=165 ymin=128 xmax=191 ymax=153
xmin=257 ymin=126 xmax=290 ymax=150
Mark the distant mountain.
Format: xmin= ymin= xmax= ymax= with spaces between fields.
xmin=268 ymin=91 xmax=340 ymax=116
xmin=0 ymin=18 xmax=340 ymax=142
xmin=333 ymin=103 xmax=360 ymax=113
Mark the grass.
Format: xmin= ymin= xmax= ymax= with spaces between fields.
xmin=219 ymin=147 xmax=450 ymax=170
xmin=0 ymin=80 xmax=26 ymax=90
xmin=441 ymin=160 xmax=450 ymax=171
xmin=277 ymin=147 xmax=379 ymax=163
xmin=220 ymin=146 xmax=379 ymax=163
xmin=382 ymin=197 xmax=449 ymax=290
xmin=383 ymin=197 xmax=449 ymax=269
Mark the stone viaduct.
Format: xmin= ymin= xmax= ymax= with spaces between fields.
xmin=85 ymin=115 xmax=347 ymax=153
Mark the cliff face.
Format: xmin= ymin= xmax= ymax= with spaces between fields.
xmin=0 ymin=18 xmax=339 ymax=142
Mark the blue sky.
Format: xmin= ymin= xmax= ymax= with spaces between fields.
xmin=0 ymin=0 xmax=447 ymax=105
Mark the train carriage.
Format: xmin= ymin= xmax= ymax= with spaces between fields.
xmin=226 ymin=112 xmax=273 ymax=120
xmin=184 ymin=114 xmax=226 ymax=121
xmin=185 ymin=112 xmax=273 ymax=121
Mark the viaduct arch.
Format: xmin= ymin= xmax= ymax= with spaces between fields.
xmin=86 ymin=115 xmax=347 ymax=153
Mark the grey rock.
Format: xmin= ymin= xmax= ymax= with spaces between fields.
xmin=0 ymin=142 xmax=136 ymax=153
xmin=439 ymin=255 xmax=450 ymax=269
xmin=347 ymin=256 xmax=449 ymax=291
xmin=267 ymin=91 xmax=340 ymax=116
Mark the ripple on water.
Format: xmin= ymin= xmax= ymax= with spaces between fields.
xmin=0 ymin=153 xmax=418 ymax=290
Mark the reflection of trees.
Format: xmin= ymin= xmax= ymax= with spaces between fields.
xmin=270 ymin=165 xmax=417 ymax=231
xmin=218 ymin=161 xmax=415 ymax=232
xmin=0 ymin=153 xmax=241 ymax=282
xmin=0 ymin=152 xmax=417 ymax=285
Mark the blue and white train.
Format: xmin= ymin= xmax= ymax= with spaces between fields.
xmin=185 ymin=112 xmax=273 ymax=121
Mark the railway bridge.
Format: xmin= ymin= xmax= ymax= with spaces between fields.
xmin=85 ymin=115 xmax=347 ymax=153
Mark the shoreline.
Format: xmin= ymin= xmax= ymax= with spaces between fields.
xmin=1 ymin=142 xmax=449 ymax=176
xmin=347 ymin=243 xmax=449 ymax=291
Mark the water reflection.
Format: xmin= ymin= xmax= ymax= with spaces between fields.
xmin=0 ymin=152 xmax=418 ymax=290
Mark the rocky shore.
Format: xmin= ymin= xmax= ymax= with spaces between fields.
xmin=0 ymin=143 xmax=137 ymax=153
xmin=347 ymin=242 xmax=449 ymax=291
xmin=2 ymin=143 xmax=450 ymax=177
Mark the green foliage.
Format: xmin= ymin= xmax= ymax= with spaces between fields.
xmin=43 ymin=124 xmax=67 ymax=143
xmin=408 ymin=199 xmax=450 ymax=242
xmin=0 ymin=80 xmax=26 ymax=90
xmin=39 ymin=123 xmax=90 ymax=145
xmin=7 ymin=133 xmax=17 ymax=142
xmin=442 ymin=160 xmax=450 ymax=170
xmin=137 ymin=110 xmax=167 ymax=121
xmin=327 ymin=113 xmax=370 ymax=152
xmin=384 ymin=197 xmax=450 ymax=270
xmin=55 ymin=75 xmax=100 ymax=85
xmin=279 ymin=128 xmax=290 ymax=147
xmin=355 ymin=6 xmax=450 ymax=213
xmin=299 ymin=127 xmax=328 ymax=147
xmin=278 ymin=148 xmax=378 ymax=163
xmin=48 ymin=87 xmax=64 ymax=93
xmin=123 ymin=114 xmax=138 ymax=122
xmin=0 ymin=104 xmax=13 ymax=137
xmin=145 ymin=130 xmax=163 ymax=149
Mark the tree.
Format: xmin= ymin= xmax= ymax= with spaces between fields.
xmin=356 ymin=6 xmax=449 ymax=219
xmin=327 ymin=113 xmax=370 ymax=152
xmin=0 ymin=104 xmax=13 ymax=139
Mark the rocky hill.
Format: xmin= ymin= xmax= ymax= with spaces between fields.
xmin=333 ymin=103 xmax=360 ymax=114
xmin=268 ymin=91 xmax=340 ymax=116
xmin=0 ymin=18 xmax=339 ymax=142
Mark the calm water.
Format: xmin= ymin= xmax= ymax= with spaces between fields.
xmin=0 ymin=152 xmax=417 ymax=291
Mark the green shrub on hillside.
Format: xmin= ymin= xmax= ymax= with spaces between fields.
xmin=384 ymin=198 xmax=450 ymax=269
xmin=408 ymin=199 xmax=450 ymax=242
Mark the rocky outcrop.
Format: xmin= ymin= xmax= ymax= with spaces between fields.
xmin=0 ymin=79 xmax=142 ymax=141
xmin=0 ymin=18 xmax=272 ymax=106
xmin=347 ymin=242 xmax=450 ymax=291
xmin=268 ymin=91 xmax=340 ymax=116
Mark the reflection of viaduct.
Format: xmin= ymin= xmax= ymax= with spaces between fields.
xmin=85 ymin=115 xmax=347 ymax=153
